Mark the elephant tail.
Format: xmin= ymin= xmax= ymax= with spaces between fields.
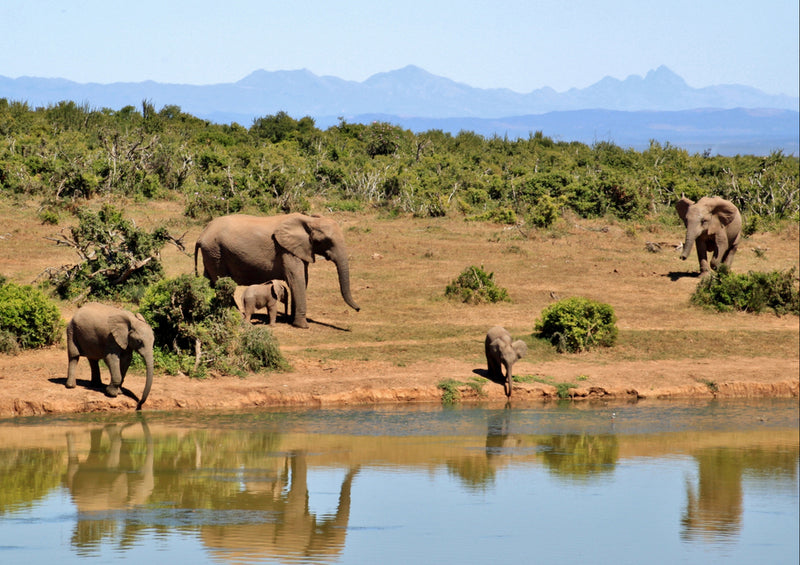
xmin=194 ymin=241 xmax=201 ymax=277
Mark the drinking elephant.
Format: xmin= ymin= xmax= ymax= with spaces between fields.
xmin=485 ymin=326 xmax=527 ymax=397
xmin=239 ymin=280 xmax=290 ymax=325
xmin=676 ymin=196 xmax=741 ymax=274
xmin=195 ymin=213 xmax=360 ymax=328
xmin=66 ymin=302 xmax=154 ymax=410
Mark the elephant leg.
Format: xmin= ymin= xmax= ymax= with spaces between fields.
xmin=89 ymin=359 xmax=103 ymax=387
xmin=119 ymin=350 xmax=132 ymax=384
xmin=285 ymin=260 xmax=309 ymax=328
xmin=696 ymin=239 xmax=710 ymax=273
xmin=66 ymin=355 xmax=80 ymax=388
xmin=722 ymin=244 xmax=738 ymax=267
xmin=104 ymin=355 xmax=123 ymax=397
xmin=268 ymin=303 xmax=278 ymax=325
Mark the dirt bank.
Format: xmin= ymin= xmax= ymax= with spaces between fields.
xmin=1 ymin=344 xmax=797 ymax=417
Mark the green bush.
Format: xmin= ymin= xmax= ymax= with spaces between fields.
xmin=535 ymin=297 xmax=618 ymax=353
xmin=0 ymin=282 xmax=63 ymax=349
xmin=691 ymin=266 xmax=799 ymax=315
xmin=445 ymin=265 xmax=510 ymax=304
xmin=138 ymin=275 xmax=287 ymax=375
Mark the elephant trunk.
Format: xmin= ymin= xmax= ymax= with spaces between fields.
xmin=136 ymin=350 xmax=154 ymax=410
xmin=334 ymin=253 xmax=360 ymax=312
xmin=681 ymin=227 xmax=698 ymax=260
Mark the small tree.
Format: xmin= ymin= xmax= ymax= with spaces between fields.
xmin=44 ymin=204 xmax=184 ymax=300
xmin=445 ymin=265 xmax=510 ymax=304
xmin=535 ymin=297 xmax=618 ymax=353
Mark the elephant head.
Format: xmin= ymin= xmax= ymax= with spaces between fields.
xmin=485 ymin=326 xmax=528 ymax=397
xmin=274 ymin=214 xmax=360 ymax=314
xmin=676 ymin=196 xmax=741 ymax=273
xmin=109 ymin=311 xmax=154 ymax=410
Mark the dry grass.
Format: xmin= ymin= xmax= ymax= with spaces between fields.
xmin=1 ymin=197 xmax=798 ymax=375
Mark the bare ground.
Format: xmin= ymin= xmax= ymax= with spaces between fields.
xmin=1 ymin=201 xmax=798 ymax=417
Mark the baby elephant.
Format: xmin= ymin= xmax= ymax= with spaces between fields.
xmin=485 ymin=326 xmax=528 ymax=397
xmin=66 ymin=302 xmax=154 ymax=410
xmin=241 ymin=280 xmax=290 ymax=325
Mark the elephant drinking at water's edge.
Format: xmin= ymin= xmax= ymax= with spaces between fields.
xmin=195 ymin=213 xmax=360 ymax=328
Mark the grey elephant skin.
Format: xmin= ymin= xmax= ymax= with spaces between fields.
xmin=239 ymin=280 xmax=290 ymax=325
xmin=65 ymin=302 xmax=154 ymax=410
xmin=485 ymin=326 xmax=527 ymax=397
xmin=195 ymin=213 xmax=360 ymax=328
xmin=676 ymin=196 xmax=741 ymax=273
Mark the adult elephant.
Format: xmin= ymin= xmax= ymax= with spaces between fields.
xmin=195 ymin=213 xmax=360 ymax=328
xmin=66 ymin=302 xmax=154 ymax=410
xmin=676 ymin=196 xmax=741 ymax=274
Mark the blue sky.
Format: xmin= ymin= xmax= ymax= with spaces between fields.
xmin=2 ymin=0 xmax=798 ymax=96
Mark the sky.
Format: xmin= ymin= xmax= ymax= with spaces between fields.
xmin=1 ymin=0 xmax=798 ymax=97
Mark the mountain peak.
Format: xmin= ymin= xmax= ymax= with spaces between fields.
xmin=643 ymin=65 xmax=687 ymax=87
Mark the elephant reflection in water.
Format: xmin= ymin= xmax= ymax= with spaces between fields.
xmin=446 ymin=406 xmax=521 ymax=490
xmin=201 ymin=451 xmax=359 ymax=563
xmin=63 ymin=420 xmax=154 ymax=550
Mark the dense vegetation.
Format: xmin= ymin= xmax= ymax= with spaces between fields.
xmin=1 ymin=99 xmax=797 ymax=230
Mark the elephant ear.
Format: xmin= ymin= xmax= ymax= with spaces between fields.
xmin=270 ymin=282 xmax=285 ymax=301
xmin=274 ymin=215 xmax=315 ymax=263
xmin=711 ymin=198 xmax=738 ymax=226
xmin=676 ymin=197 xmax=694 ymax=225
xmin=109 ymin=314 xmax=130 ymax=350
xmin=512 ymin=340 xmax=527 ymax=360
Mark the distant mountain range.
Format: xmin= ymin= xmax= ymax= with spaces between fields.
xmin=1 ymin=65 xmax=798 ymax=155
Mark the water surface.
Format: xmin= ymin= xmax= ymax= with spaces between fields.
xmin=0 ymin=399 xmax=797 ymax=564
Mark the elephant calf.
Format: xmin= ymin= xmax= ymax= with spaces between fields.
xmin=485 ymin=326 xmax=527 ymax=397
xmin=240 ymin=280 xmax=290 ymax=325
xmin=65 ymin=302 xmax=154 ymax=410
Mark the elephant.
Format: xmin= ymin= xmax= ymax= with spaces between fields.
xmin=65 ymin=302 xmax=154 ymax=410
xmin=239 ymin=280 xmax=290 ymax=325
xmin=195 ymin=213 xmax=360 ymax=328
xmin=485 ymin=326 xmax=527 ymax=397
xmin=676 ymin=196 xmax=741 ymax=274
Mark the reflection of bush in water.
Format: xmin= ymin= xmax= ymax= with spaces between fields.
xmin=446 ymin=457 xmax=496 ymax=490
xmin=0 ymin=449 xmax=64 ymax=514
xmin=539 ymin=434 xmax=619 ymax=479
xmin=681 ymin=445 xmax=800 ymax=542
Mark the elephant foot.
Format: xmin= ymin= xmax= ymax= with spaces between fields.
xmin=292 ymin=318 xmax=310 ymax=329
xmin=105 ymin=384 xmax=121 ymax=398
xmin=65 ymin=380 xmax=76 ymax=389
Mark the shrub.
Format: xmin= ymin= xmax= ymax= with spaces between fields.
xmin=445 ymin=265 xmax=510 ymax=304
xmin=139 ymin=275 xmax=287 ymax=375
xmin=0 ymin=282 xmax=63 ymax=349
xmin=535 ymin=297 xmax=618 ymax=353
xmin=691 ymin=266 xmax=799 ymax=315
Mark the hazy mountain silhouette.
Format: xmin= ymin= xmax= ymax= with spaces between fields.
xmin=1 ymin=65 xmax=797 ymax=154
